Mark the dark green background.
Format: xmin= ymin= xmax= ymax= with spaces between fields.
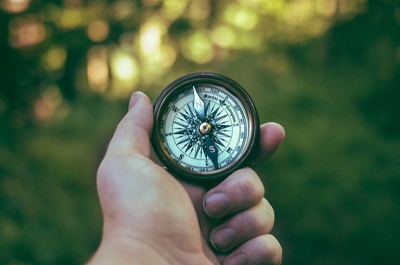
xmin=1 ymin=0 xmax=399 ymax=264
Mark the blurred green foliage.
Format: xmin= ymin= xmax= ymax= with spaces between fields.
xmin=1 ymin=0 xmax=399 ymax=264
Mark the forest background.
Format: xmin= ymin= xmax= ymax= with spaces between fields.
xmin=0 ymin=0 xmax=399 ymax=264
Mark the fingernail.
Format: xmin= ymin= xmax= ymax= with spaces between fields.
xmin=211 ymin=227 xmax=237 ymax=251
xmin=204 ymin=192 xmax=229 ymax=217
xmin=224 ymin=253 xmax=248 ymax=265
xmin=128 ymin=92 xmax=143 ymax=110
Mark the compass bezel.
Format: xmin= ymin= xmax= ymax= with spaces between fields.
xmin=152 ymin=72 xmax=260 ymax=181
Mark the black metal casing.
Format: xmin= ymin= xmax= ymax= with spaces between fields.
xmin=152 ymin=72 xmax=260 ymax=181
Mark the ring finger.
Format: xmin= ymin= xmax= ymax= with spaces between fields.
xmin=210 ymin=198 xmax=275 ymax=252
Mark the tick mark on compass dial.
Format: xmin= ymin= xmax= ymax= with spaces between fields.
xmin=160 ymin=85 xmax=249 ymax=174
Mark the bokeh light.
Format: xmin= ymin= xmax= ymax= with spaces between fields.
xmin=41 ymin=46 xmax=67 ymax=72
xmin=110 ymin=49 xmax=139 ymax=97
xmin=1 ymin=0 xmax=30 ymax=13
xmin=142 ymin=0 xmax=161 ymax=7
xmin=160 ymin=0 xmax=187 ymax=21
xmin=87 ymin=20 xmax=109 ymax=42
xmin=182 ymin=30 xmax=214 ymax=64
xmin=212 ymin=26 xmax=235 ymax=48
xmin=111 ymin=51 xmax=138 ymax=81
xmin=34 ymin=85 xmax=63 ymax=121
xmin=316 ymin=0 xmax=338 ymax=17
xmin=186 ymin=0 xmax=211 ymax=21
xmin=224 ymin=4 xmax=259 ymax=30
xmin=8 ymin=15 xmax=46 ymax=48
xmin=58 ymin=8 xmax=82 ymax=29
xmin=110 ymin=0 xmax=135 ymax=21
xmin=139 ymin=22 xmax=165 ymax=56
xmin=87 ymin=46 xmax=109 ymax=93
xmin=4 ymin=0 xmax=371 ymax=101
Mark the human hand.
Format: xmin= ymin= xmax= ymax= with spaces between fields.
xmin=88 ymin=91 xmax=285 ymax=265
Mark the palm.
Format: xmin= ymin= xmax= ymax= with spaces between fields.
xmin=97 ymin=154 xmax=216 ymax=263
xmin=178 ymin=179 xmax=222 ymax=264
xmin=132 ymin=158 xmax=221 ymax=264
xmin=136 ymin=159 xmax=222 ymax=264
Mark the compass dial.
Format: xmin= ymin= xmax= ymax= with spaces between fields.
xmin=152 ymin=72 xmax=259 ymax=181
xmin=162 ymin=85 xmax=248 ymax=172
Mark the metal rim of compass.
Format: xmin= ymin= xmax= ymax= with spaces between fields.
xmin=152 ymin=72 xmax=260 ymax=181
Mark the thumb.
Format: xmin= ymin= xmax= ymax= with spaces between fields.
xmin=108 ymin=92 xmax=154 ymax=157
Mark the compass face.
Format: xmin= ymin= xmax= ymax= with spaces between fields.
xmin=152 ymin=73 xmax=259 ymax=181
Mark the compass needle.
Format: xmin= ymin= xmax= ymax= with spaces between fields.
xmin=205 ymin=135 xmax=219 ymax=169
xmin=192 ymin=86 xmax=205 ymax=121
xmin=192 ymin=86 xmax=221 ymax=169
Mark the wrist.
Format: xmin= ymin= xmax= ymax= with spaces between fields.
xmin=87 ymin=227 xmax=211 ymax=265
xmin=87 ymin=232 xmax=170 ymax=265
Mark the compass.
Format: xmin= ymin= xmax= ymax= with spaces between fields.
xmin=152 ymin=72 xmax=259 ymax=181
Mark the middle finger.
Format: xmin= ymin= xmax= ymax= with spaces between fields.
xmin=209 ymin=198 xmax=274 ymax=252
xmin=203 ymin=167 xmax=265 ymax=219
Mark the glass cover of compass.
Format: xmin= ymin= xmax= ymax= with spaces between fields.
xmin=152 ymin=72 xmax=259 ymax=181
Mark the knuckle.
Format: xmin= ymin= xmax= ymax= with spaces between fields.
xmin=246 ymin=200 xmax=274 ymax=234
xmin=226 ymin=201 xmax=274 ymax=240
xmin=261 ymin=198 xmax=275 ymax=225
xmin=246 ymin=209 xmax=268 ymax=234
xmin=257 ymin=201 xmax=275 ymax=233
xmin=261 ymin=235 xmax=283 ymax=265
xmin=97 ymin=158 xmax=110 ymax=184
xmin=96 ymin=158 xmax=116 ymax=195
xmin=235 ymin=168 xmax=265 ymax=203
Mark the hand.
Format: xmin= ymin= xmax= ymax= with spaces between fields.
xmin=88 ymin=92 xmax=285 ymax=265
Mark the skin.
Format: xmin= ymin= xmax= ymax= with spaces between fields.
xmin=88 ymin=91 xmax=285 ymax=265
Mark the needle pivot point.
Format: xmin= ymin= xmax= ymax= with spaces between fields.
xmin=199 ymin=122 xmax=212 ymax=135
